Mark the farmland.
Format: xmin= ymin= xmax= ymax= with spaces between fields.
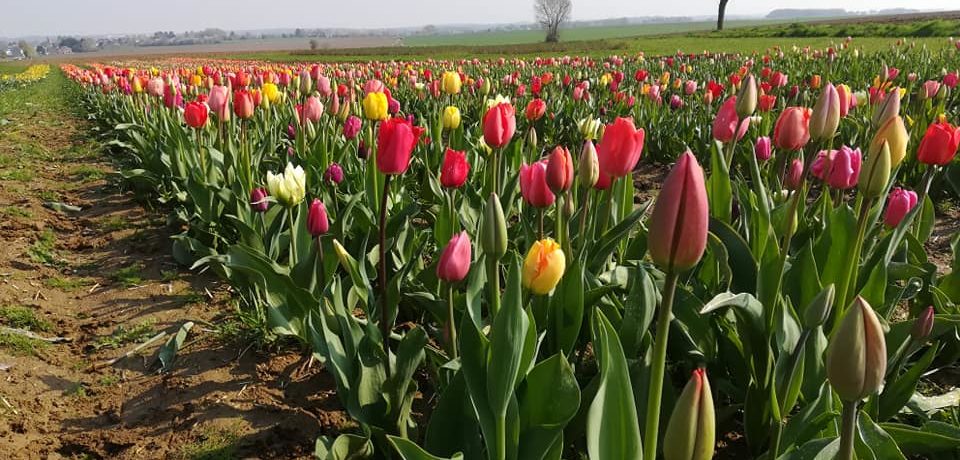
xmin=1 ymin=18 xmax=960 ymax=460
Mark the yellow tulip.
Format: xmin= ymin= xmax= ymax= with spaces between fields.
xmin=441 ymin=71 xmax=462 ymax=95
xmin=363 ymin=91 xmax=389 ymax=121
xmin=262 ymin=83 xmax=281 ymax=104
xmin=522 ymin=239 xmax=566 ymax=295
xmin=870 ymin=115 xmax=909 ymax=166
xmin=442 ymin=106 xmax=461 ymax=130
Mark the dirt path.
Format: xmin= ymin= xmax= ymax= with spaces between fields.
xmin=0 ymin=70 xmax=346 ymax=459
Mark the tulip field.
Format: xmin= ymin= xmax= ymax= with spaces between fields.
xmin=2 ymin=35 xmax=960 ymax=459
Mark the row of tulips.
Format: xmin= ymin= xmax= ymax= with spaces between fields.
xmin=0 ymin=64 xmax=50 ymax=91
xmin=64 ymin=38 xmax=960 ymax=460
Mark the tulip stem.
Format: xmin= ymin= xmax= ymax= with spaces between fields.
xmin=195 ymin=129 xmax=206 ymax=177
xmin=578 ymin=187 xmax=591 ymax=252
xmin=643 ymin=269 xmax=680 ymax=460
xmin=316 ymin=237 xmax=326 ymax=294
xmin=446 ymin=283 xmax=458 ymax=360
xmin=838 ymin=400 xmax=859 ymax=460
xmin=538 ymin=208 xmax=545 ymax=240
xmin=486 ymin=256 xmax=501 ymax=320
xmin=837 ymin=198 xmax=873 ymax=314
xmin=287 ymin=208 xmax=298 ymax=267
xmin=379 ymin=175 xmax=393 ymax=370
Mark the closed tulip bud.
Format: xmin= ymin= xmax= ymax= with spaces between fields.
xmin=481 ymin=193 xmax=508 ymax=259
xmin=362 ymin=91 xmax=389 ymax=121
xmin=713 ymin=97 xmax=748 ymax=143
xmin=883 ymin=187 xmax=918 ymax=228
xmin=546 ymin=145 xmax=574 ymax=193
xmin=735 ymin=74 xmax=757 ymax=118
xmin=250 ymin=187 xmax=269 ymax=213
xmin=307 ymin=199 xmax=329 ymax=237
xmin=837 ymin=83 xmax=853 ymax=117
xmin=331 ymin=239 xmax=352 ymax=270
xmin=755 ymin=136 xmax=772 ymax=161
xmin=233 ymin=90 xmax=255 ymax=119
xmin=440 ymin=148 xmax=470 ymax=188
xmin=579 ymin=140 xmax=600 ymax=188
xmin=870 ymin=115 xmax=908 ymax=167
xmin=859 ymin=141 xmax=891 ymax=198
xmin=442 ymin=106 xmax=461 ymax=130
xmin=266 ymin=163 xmax=307 ymax=207
xmin=299 ymin=70 xmax=312 ymax=94
xmin=802 ymin=284 xmax=836 ymax=329
xmin=521 ymin=238 xmax=566 ymax=295
xmin=376 ymin=117 xmax=424 ymax=175
xmin=773 ymin=107 xmax=812 ymax=151
xmin=480 ymin=78 xmax=491 ymax=95
xmin=648 ymin=150 xmax=708 ymax=271
xmin=916 ymin=121 xmax=960 ymax=166
xmin=441 ymin=71 xmax=462 ymax=95
xmin=911 ymin=306 xmax=934 ymax=342
xmin=872 ymin=88 xmax=901 ymax=128
xmin=527 ymin=126 xmax=538 ymax=150
xmin=436 ymin=231 xmax=472 ymax=282
xmin=810 ymin=83 xmax=840 ymax=141
xmin=826 ymin=297 xmax=887 ymax=401
xmin=663 ymin=368 xmax=715 ymax=460
xmin=483 ymin=102 xmax=517 ymax=149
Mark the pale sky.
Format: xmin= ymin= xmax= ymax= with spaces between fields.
xmin=1 ymin=0 xmax=957 ymax=37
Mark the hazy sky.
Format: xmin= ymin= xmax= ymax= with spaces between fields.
xmin=2 ymin=0 xmax=957 ymax=37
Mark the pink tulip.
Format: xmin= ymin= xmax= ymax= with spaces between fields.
xmin=944 ymin=72 xmax=958 ymax=89
xmin=519 ymin=161 xmax=555 ymax=208
xmin=436 ymin=231 xmax=472 ymax=282
xmin=307 ymin=199 xmax=329 ymax=237
xmin=648 ymin=150 xmax=708 ymax=271
xmin=684 ymin=80 xmax=698 ymax=95
xmin=545 ymin=145 xmax=574 ymax=193
xmin=785 ymin=159 xmax=804 ymax=190
xmin=755 ymin=136 xmax=772 ymax=161
xmin=482 ymin=102 xmax=517 ymax=149
xmin=811 ymin=146 xmax=862 ymax=189
xmin=773 ymin=107 xmax=811 ymax=151
xmin=884 ymin=187 xmax=918 ymax=228
xmin=208 ymin=85 xmax=230 ymax=120
xmin=343 ymin=116 xmax=362 ymax=139
xmin=712 ymin=96 xmax=748 ymax=143
xmin=922 ymin=80 xmax=941 ymax=99
xmin=299 ymin=96 xmax=324 ymax=123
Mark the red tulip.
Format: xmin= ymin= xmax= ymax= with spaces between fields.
xmin=233 ymin=90 xmax=254 ymax=119
xmin=916 ymin=121 xmax=960 ymax=166
xmin=184 ymin=101 xmax=208 ymax=128
xmin=440 ymin=148 xmax=470 ymax=188
xmin=648 ymin=150 xmax=708 ymax=271
xmin=597 ymin=117 xmax=645 ymax=178
xmin=758 ymin=94 xmax=777 ymax=112
xmin=593 ymin=171 xmax=611 ymax=190
xmin=773 ymin=107 xmax=811 ymax=151
xmin=525 ymin=98 xmax=546 ymax=121
xmin=483 ymin=102 xmax=516 ymax=148
xmin=307 ymin=198 xmax=329 ymax=237
xmin=376 ymin=117 xmax=424 ymax=175
xmin=545 ymin=145 xmax=574 ymax=193
xmin=436 ymin=231 xmax=472 ymax=282
xmin=712 ymin=96 xmax=748 ymax=143
xmin=520 ymin=161 xmax=555 ymax=208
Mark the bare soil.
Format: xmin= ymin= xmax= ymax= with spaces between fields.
xmin=0 ymin=79 xmax=346 ymax=459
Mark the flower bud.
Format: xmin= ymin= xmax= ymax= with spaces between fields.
xmin=911 ymin=306 xmax=934 ymax=342
xmin=250 ymin=187 xmax=269 ymax=213
xmin=527 ymin=126 xmax=539 ymax=151
xmin=521 ymin=238 xmax=566 ymax=295
xmin=872 ymin=88 xmax=901 ymax=128
xmin=578 ymin=117 xmax=601 ymax=140
xmin=481 ymin=193 xmax=507 ymax=260
xmin=442 ymin=105 xmax=461 ymax=130
xmin=579 ymin=140 xmax=599 ymax=188
xmin=784 ymin=159 xmax=804 ymax=190
xmin=870 ymin=115 xmax=908 ymax=167
xmin=754 ymin=136 xmax=772 ymax=161
xmin=859 ymin=140 xmax=891 ymax=198
xmin=802 ymin=284 xmax=836 ymax=329
xmin=810 ymin=83 xmax=840 ymax=141
xmin=307 ymin=199 xmax=329 ymax=237
xmin=826 ymin=297 xmax=887 ymax=402
xmin=546 ymin=145 xmax=574 ymax=193
xmin=883 ymin=187 xmax=918 ymax=228
xmin=735 ymin=74 xmax=757 ymax=118
xmin=648 ymin=150 xmax=708 ymax=271
xmin=436 ymin=231 xmax=471 ymax=282
xmin=663 ymin=368 xmax=715 ymax=460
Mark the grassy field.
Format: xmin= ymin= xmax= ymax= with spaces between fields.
xmin=232 ymin=35 xmax=953 ymax=63
xmin=402 ymin=19 xmax=790 ymax=47
xmin=0 ymin=61 xmax=29 ymax=75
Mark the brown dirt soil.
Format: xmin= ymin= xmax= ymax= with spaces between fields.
xmin=0 ymin=78 xmax=347 ymax=459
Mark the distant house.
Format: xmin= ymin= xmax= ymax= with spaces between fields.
xmin=3 ymin=46 xmax=25 ymax=59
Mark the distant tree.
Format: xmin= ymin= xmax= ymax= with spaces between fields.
xmin=79 ymin=38 xmax=97 ymax=52
xmin=18 ymin=40 xmax=36 ymax=58
xmin=717 ymin=0 xmax=730 ymax=31
xmin=309 ymin=39 xmax=320 ymax=50
xmin=534 ymin=0 xmax=571 ymax=43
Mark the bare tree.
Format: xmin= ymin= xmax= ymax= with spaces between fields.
xmin=535 ymin=0 xmax=571 ymax=43
xmin=717 ymin=0 xmax=730 ymax=31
